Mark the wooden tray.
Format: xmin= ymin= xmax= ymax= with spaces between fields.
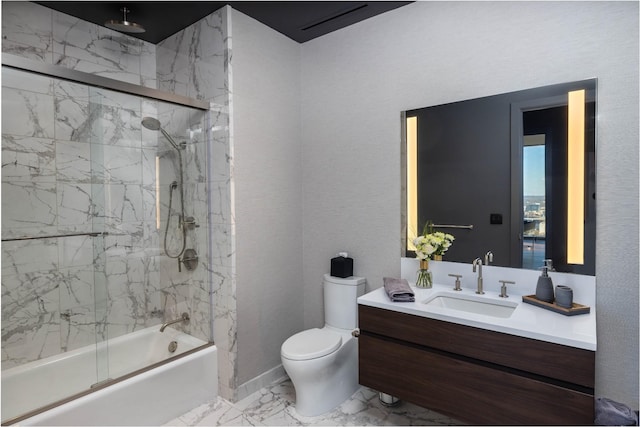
xmin=522 ymin=295 xmax=591 ymax=316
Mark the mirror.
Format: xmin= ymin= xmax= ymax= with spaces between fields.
xmin=402 ymin=80 xmax=596 ymax=275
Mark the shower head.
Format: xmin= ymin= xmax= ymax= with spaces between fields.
xmin=141 ymin=116 xmax=181 ymax=152
xmin=105 ymin=7 xmax=146 ymax=34
xmin=141 ymin=116 xmax=161 ymax=131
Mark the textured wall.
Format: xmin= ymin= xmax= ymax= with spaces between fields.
xmin=301 ymin=1 xmax=638 ymax=407
xmin=230 ymin=9 xmax=304 ymax=389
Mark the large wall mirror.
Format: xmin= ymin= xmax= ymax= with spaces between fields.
xmin=402 ymin=79 xmax=596 ymax=275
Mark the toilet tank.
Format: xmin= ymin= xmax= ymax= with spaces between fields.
xmin=323 ymin=274 xmax=366 ymax=330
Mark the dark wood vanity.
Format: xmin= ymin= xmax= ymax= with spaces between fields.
xmin=358 ymin=305 xmax=595 ymax=425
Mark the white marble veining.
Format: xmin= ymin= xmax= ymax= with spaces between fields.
xmin=165 ymin=378 xmax=462 ymax=426
xmin=2 ymin=6 xmax=215 ymax=376
xmin=1 ymin=2 xmax=236 ymax=420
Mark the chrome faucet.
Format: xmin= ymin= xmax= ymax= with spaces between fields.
xmin=472 ymin=258 xmax=484 ymax=294
xmin=160 ymin=312 xmax=190 ymax=332
xmin=484 ymin=251 xmax=493 ymax=266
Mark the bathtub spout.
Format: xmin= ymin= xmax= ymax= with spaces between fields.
xmin=160 ymin=312 xmax=190 ymax=332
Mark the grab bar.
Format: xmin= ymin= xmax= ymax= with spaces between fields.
xmin=432 ymin=224 xmax=474 ymax=230
xmin=159 ymin=312 xmax=190 ymax=332
xmin=1 ymin=231 xmax=119 ymax=242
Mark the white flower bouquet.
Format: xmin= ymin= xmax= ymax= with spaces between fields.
xmin=413 ymin=222 xmax=455 ymax=260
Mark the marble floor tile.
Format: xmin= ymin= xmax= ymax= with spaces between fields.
xmin=165 ymin=379 xmax=463 ymax=426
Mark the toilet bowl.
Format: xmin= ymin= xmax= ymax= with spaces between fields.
xmin=281 ymin=275 xmax=366 ymax=417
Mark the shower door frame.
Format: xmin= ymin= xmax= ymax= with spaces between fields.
xmin=2 ymin=54 xmax=209 ymax=110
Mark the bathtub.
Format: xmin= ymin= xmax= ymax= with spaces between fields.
xmin=2 ymin=326 xmax=217 ymax=426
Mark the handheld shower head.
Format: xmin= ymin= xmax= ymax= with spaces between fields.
xmin=141 ymin=117 xmax=181 ymax=151
xmin=141 ymin=116 xmax=162 ymax=131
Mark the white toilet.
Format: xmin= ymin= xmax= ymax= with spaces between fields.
xmin=281 ymin=274 xmax=366 ymax=417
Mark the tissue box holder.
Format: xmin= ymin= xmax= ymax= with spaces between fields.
xmin=331 ymin=256 xmax=353 ymax=278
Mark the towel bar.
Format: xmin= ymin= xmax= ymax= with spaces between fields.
xmin=432 ymin=224 xmax=474 ymax=230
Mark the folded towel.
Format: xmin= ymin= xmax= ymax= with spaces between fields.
xmin=383 ymin=277 xmax=415 ymax=302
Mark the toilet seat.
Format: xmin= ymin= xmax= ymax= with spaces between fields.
xmin=281 ymin=328 xmax=342 ymax=361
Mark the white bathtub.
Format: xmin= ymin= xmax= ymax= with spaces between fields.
xmin=2 ymin=326 xmax=217 ymax=426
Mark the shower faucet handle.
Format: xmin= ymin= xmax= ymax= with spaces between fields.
xmin=183 ymin=216 xmax=199 ymax=230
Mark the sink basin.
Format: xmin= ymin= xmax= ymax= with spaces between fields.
xmin=423 ymin=292 xmax=517 ymax=318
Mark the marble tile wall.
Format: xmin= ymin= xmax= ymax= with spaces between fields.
xmin=157 ymin=6 xmax=238 ymax=401
xmin=1 ymin=2 xmax=216 ymax=374
xmin=1 ymin=2 xmax=156 ymax=88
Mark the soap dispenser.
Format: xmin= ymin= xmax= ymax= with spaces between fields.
xmin=535 ymin=259 xmax=555 ymax=303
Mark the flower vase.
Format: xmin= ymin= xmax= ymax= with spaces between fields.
xmin=432 ymin=254 xmax=443 ymax=261
xmin=416 ymin=259 xmax=433 ymax=288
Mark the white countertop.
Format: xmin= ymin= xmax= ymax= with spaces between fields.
xmin=358 ymin=283 xmax=597 ymax=351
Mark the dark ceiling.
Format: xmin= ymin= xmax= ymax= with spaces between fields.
xmin=36 ymin=1 xmax=413 ymax=44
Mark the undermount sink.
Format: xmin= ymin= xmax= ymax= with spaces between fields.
xmin=423 ymin=292 xmax=517 ymax=318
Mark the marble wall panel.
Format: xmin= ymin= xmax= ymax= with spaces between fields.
xmin=52 ymin=13 xmax=143 ymax=85
xmin=1 ymin=1 xmax=213 ymax=389
xmin=100 ymin=184 xmax=144 ymax=225
xmin=1 ymin=270 xmax=62 ymax=368
xmin=1 ymin=238 xmax=58 ymax=277
xmin=2 ymin=1 xmax=156 ymax=86
xmin=2 ymin=67 xmax=53 ymax=94
xmin=191 ymin=55 xmax=227 ymax=102
xmin=1 ymin=181 xmax=58 ymax=234
xmin=2 ymin=87 xmax=55 ymax=138
xmin=2 ymin=135 xmax=57 ymax=183
xmin=54 ymin=97 xmax=91 ymax=142
xmin=93 ymin=145 xmax=143 ymax=184
xmin=1 ymin=2 xmax=53 ymax=63
xmin=59 ymin=267 xmax=96 ymax=352
xmin=56 ymin=183 xmax=93 ymax=230
xmin=55 ymin=140 xmax=92 ymax=183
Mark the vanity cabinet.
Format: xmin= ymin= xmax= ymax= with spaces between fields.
xmin=358 ymin=305 xmax=595 ymax=425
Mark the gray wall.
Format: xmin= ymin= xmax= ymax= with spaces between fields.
xmin=301 ymin=1 xmax=638 ymax=407
xmin=231 ymin=9 xmax=304 ymax=387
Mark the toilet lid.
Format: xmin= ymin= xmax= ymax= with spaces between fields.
xmin=281 ymin=328 xmax=342 ymax=361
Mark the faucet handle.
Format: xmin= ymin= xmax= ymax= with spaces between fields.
xmin=448 ymin=274 xmax=463 ymax=291
xmin=499 ymin=280 xmax=515 ymax=298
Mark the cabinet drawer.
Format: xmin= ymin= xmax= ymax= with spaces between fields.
xmin=359 ymin=305 xmax=594 ymax=389
xmin=359 ymin=333 xmax=594 ymax=425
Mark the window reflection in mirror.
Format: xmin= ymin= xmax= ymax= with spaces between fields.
xmin=402 ymin=80 xmax=596 ymax=275
xmin=523 ymin=138 xmax=546 ymax=270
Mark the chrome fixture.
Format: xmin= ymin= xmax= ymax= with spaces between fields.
xmin=168 ymin=341 xmax=178 ymax=353
xmin=449 ymin=274 xmax=463 ymax=291
xmin=499 ymin=280 xmax=515 ymax=298
xmin=432 ymin=224 xmax=474 ymax=230
xmin=160 ymin=312 xmax=190 ymax=332
xmin=90 ymin=378 xmax=114 ymax=389
xmin=179 ymin=249 xmax=199 ymax=273
xmin=105 ymin=7 xmax=146 ymax=34
xmin=142 ymin=117 xmax=190 ymax=263
xmin=2 ymin=231 xmax=119 ymax=242
xmin=472 ymin=258 xmax=484 ymax=295
xmin=379 ymin=392 xmax=400 ymax=407
xmin=182 ymin=216 xmax=200 ymax=231
xmin=484 ymin=251 xmax=493 ymax=266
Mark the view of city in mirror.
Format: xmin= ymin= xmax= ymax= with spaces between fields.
xmin=523 ymin=141 xmax=545 ymax=269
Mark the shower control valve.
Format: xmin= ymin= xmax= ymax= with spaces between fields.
xmin=182 ymin=216 xmax=199 ymax=230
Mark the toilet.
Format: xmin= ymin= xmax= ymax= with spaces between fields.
xmin=281 ymin=274 xmax=366 ymax=417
